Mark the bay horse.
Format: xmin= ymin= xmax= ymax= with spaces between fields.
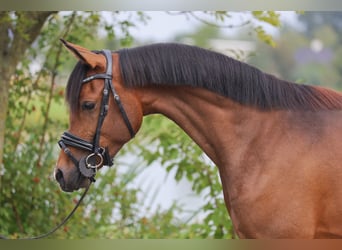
xmin=55 ymin=40 xmax=342 ymax=238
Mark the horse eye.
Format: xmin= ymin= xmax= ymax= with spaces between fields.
xmin=81 ymin=102 xmax=95 ymax=111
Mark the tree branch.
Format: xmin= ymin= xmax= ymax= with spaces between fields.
xmin=36 ymin=11 xmax=77 ymax=168
xmin=0 ymin=12 xmax=12 ymax=57
xmin=0 ymin=11 xmax=56 ymax=190
xmin=8 ymin=12 xmax=57 ymax=68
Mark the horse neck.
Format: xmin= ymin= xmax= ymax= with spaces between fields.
xmin=136 ymin=85 xmax=278 ymax=168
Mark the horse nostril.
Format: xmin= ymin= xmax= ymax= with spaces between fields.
xmin=55 ymin=169 xmax=64 ymax=184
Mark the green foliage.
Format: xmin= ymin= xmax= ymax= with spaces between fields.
xmin=248 ymin=12 xmax=342 ymax=91
xmin=253 ymin=26 xmax=276 ymax=47
xmin=251 ymin=11 xmax=281 ymax=47
xmin=183 ymin=11 xmax=281 ymax=47
xmin=252 ymin=11 xmax=281 ymax=27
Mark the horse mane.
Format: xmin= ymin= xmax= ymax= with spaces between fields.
xmin=118 ymin=43 xmax=342 ymax=111
xmin=66 ymin=43 xmax=342 ymax=112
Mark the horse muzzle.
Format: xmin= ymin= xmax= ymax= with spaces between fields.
xmin=54 ymin=166 xmax=89 ymax=192
xmin=57 ymin=131 xmax=113 ymax=187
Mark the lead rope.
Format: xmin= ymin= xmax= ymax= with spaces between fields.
xmin=0 ymin=181 xmax=92 ymax=240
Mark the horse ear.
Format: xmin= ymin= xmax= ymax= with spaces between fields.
xmin=60 ymin=39 xmax=105 ymax=69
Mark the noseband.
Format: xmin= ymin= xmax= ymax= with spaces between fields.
xmin=58 ymin=50 xmax=135 ymax=181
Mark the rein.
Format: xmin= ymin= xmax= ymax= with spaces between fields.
xmin=0 ymin=182 xmax=91 ymax=240
xmin=1 ymin=49 xmax=135 ymax=239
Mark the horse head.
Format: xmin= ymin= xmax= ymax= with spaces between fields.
xmin=55 ymin=40 xmax=143 ymax=192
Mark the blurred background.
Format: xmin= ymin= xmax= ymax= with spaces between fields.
xmin=0 ymin=11 xmax=341 ymax=239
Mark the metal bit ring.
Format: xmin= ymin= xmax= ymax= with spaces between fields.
xmin=85 ymin=153 xmax=104 ymax=169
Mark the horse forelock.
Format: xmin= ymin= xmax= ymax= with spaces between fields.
xmin=65 ymin=61 xmax=90 ymax=113
xmin=117 ymin=43 xmax=342 ymax=111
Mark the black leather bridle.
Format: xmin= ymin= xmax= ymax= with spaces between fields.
xmin=58 ymin=49 xmax=135 ymax=182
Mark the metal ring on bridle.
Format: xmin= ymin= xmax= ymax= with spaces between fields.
xmin=85 ymin=153 xmax=104 ymax=169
